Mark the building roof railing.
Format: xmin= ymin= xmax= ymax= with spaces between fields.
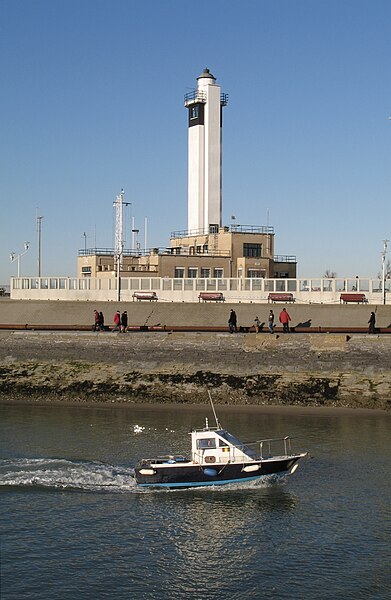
xmin=274 ymin=255 xmax=297 ymax=263
xmin=78 ymin=247 xmax=231 ymax=258
xmin=170 ymin=224 xmax=274 ymax=239
xmin=78 ymin=247 xmax=166 ymax=258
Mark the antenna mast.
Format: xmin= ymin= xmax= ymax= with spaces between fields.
xmin=113 ymin=189 xmax=130 ymax=301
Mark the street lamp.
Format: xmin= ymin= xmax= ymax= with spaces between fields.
xmin=10 ymin=241 xmax=30 ymax=277
xmin=381 ymin=239 xmax=389 ymax=305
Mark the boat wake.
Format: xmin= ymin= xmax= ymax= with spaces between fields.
xmin=0 ymin=457 xmax=137 ymax=493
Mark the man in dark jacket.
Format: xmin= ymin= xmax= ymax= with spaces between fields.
xmin=368 ymin=312 xmax=376 ymax=334
xmin=121 ymin=311 xmax=128 ymax=333
xmin=228 ymin=309 xmax=237 ymax=333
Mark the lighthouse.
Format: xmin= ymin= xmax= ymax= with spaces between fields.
xmin=184 ymin=68 xmax=228 ymax=234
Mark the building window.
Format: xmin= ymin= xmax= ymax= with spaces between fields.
xmin=174 ymin=267 xmax=185 ymax=278
xmin=188 ymin=267 xmax=198 ymax=278
xmin=213 ymin=268 xmax=223 ymax=278
xmin=200 ymin=268 xmax=210 ymax=278
xmin=247 ymin=269 xmax=264 ymax=278
xmin=243 ymin=243 xmax=262 ymax=257
xmin=81 ymin=266 xmax=92 ymax=277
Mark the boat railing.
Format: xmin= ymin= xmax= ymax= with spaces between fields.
xmin=230 ymin=436 xmax=294 ymax=460
xmin=245 ymin=436 xmax=293 ymax=459
xmin=140 ymin=455 xmax=189 ymax=465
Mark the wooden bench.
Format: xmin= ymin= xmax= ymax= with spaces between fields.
xmin=340 ymin=293 xmax=367 ymax=304
xmin=268 ymin=293 xmax=295 ymax=303
xmin=198 ymin=292 xmax=225 ymax=302
xmin=132 ymin=291 xmax=158 ymax=302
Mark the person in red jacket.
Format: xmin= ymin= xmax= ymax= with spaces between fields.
xmin=112 ymin=310 xmax=121 ymax=332
xmin=279 ymin=308 xmax=291 ymax=333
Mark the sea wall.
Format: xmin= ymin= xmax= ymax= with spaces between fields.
xmin=0 ymin=330 xmax=390 ymax=410
xmin=0 ymin=298 xmax=391 ymax=330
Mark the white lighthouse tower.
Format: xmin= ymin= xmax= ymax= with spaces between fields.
xmin=184 ymin=68 xmax=228 ymax=234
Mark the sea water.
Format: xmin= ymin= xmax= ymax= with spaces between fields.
xmin=1 ymin=403 xmax=390 ymax=599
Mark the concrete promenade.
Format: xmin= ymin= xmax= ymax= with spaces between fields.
xmin=0 ymin=299 xmax=390 ymax=331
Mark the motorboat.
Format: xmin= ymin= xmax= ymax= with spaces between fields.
xmin=134 ymin=394 xmax=307 ymax=489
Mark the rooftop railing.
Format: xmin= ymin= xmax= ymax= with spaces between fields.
xmin=78 ymin=247 xmax=231 ymax=258
xmin=170 ymin=224 xmax=274 ymax=239
xmin=274 ymin=255 xmax=297 ymax=263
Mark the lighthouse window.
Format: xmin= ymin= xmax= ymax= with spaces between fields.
xmin=190 ymin=106 xmax=199 ymax=119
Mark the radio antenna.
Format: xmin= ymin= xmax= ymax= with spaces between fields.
xmin=207 ymin=390 xmax=222 ymax=429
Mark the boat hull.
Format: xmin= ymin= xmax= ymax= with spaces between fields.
xmin=134 ymin=456 xmax=303 ymax=489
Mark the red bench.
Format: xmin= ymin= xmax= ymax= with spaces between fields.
xmin=198 ymin=292 xmax=225 ymax=302
xmin=268 ymin=293 xmax=295 ymax=303
xmin=340 ymin=293 xmax=367 ymax=304
xmin=132 ymin=291 xmax=158 ymax=302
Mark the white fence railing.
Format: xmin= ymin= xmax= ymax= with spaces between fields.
xmin=10 ymin=276 xmax=391 ymax=304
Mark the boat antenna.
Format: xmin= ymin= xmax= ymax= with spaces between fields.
xmin=207 ymin=390 xmax=222 ymax=429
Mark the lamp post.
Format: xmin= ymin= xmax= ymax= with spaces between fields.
xmin=381 ymin=239 xmax=389 ymax=305
xmin=10 ymin=241 xmax=30 ymax=277
xmin=36 ymin=210 xmax=43 ymax=277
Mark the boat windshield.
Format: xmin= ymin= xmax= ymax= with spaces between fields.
xmin=218 ymin=431 xmax=258 ymax=458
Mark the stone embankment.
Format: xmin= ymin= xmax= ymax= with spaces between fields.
xmin=0 ymin=330 xmax=390 ymax=410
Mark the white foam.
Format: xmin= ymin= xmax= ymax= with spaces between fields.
xmin=0 ymin=457 xmax=137 ymax=492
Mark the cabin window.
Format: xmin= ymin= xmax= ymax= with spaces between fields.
xmin=219 ymin=439 xmax=229 ymax=447
xmin=196 ymin=438 xmax=216 ymax=449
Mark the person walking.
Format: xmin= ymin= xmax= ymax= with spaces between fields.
xmin=279 ymin=307 xmax=291 ymax=333
xmin=228 ymin=309 xmax=237 ymax=333
xmin=254 ymin=316 xmax=261 ymax=333
xmin=93 ymin=310 xmax=100 ymax=332
xmin=112 ymin=310 xmax=121 ymax=332
xmin=121 ymin=310 xmax=128 ymax=333
xmin=368 ymin=311 xmax=376 ymax=334
xmin=268 ymin=310 xmax=275 ymax=334
xmin=98 ymin=311 xmax=105 ymax=331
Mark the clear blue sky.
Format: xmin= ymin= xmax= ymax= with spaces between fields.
xmin=1 ymin=0 xmax=390 ymax=283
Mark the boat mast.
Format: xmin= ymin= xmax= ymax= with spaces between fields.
xmin=207 ymin=390 xmax=221 ymax=429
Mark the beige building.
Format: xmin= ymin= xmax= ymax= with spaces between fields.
xmin=77 ymin=224 xmax=296 ymax=280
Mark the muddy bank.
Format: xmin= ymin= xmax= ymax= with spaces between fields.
xmin=0 ymin=331 xmax=390 ymax=410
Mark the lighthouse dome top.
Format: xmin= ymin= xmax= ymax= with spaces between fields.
xmin=197 ymin=68 xmax=216 ymax=81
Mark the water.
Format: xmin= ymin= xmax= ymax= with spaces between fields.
xmin=1 ymin=403 xmax=390 ymax=600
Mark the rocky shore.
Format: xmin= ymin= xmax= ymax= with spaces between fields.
xmin=0 ymin=330 xmax=390 ymax=410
